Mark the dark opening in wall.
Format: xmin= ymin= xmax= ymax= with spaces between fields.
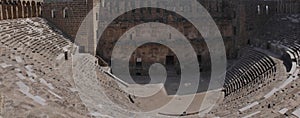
xmin=267 ymin=42 xmax=271 ymax=49
xmin=31 ymin=1 xmax=36 ymax=17
xmin=166 ymin=56 xmax=175 ymax=65
xmin=257 ymin=5 xmax=261 ymax=15
xmin=136 ymin=61 xmax=142 ymax=67
xmin=26 ymin=1 xmax=31 ymax=17
xmin=247 ymin=39 xmax=251 ymax=45
xmin=197 ymin=55 xmax=202 ymax=64
xmin=135 ymin=72 xmax=141 ymax=76
xmin=51 ymin=9 xmax=56 ymax=18
xmin=233 ymin=26 xmax=237 ymax=35
xmin=17 ymin=1 xmax=22 ymax=18
xmin=266 ymin=5 xmax=269 ymax=15
xmin=282 ymin=53 xmax=292 ymax=72
xmin=233 ymin=11 xmax=236 ymax=18
xmin=7 ymin=1 xmax=12 ymax=19
xmin=64 ymin=51 xmax=68 ymax=60
xmin=12 ymin=1 xmax=17 ymax=18
xmin=135 ymin=57 xmax=142 ymax=76
xmin=63 ymin=7 xmax=69 ymax=18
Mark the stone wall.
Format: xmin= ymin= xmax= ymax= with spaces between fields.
xmin=40 ymin=0 xmax=299 ymax=73
xmin=94 ymin=0 xmax=238 ymax=75
xmin=241 ymin=0 xmax=299 ymax=49
xmin=41 ymin=0 xmax=96 ymax=40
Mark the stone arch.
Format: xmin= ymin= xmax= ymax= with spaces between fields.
xmin=12 ymin=0 xmax=17 ymax=18
xmin=265 ymin=5 xmax=270 ymax=15
xmin=51 ymin=8 xmax=57 ymax=18
xmin=257 ymin=4 xmax=261 ymax=15
xmin=6 ymin=0 xmax=12 ymax=19
xmin=17 ymin=0 xmax=22 ymax=18
xmin=37 ymin=2 xmax=41 ymax=16
xmin=26 ymin=1 xmax=31 ymax=17
xmin=0 ymin=0 xmax=2 ymax=20
xmin=22 ymin=1 xmax=27 ymax=17
xmin=1 ymin=0 xmax=8 ymax=20
xmin=31 ymin=1 xmax=36 ymax=17
xmin=36 ymin=2 xmax=42 ymax=16
xmin=63 ymin=7 xmax=69 ymax=18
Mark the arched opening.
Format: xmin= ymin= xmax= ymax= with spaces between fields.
xmin=26 ymin=1 xmax=31 ymax=17
xmin=266 ymin=5 xmax=269 ymax=15
xmin=247 ymin=39 xmax=251 ymax=45
xmin=63 ymin=7 xmax=69 ymax=18
xmin=6 ymin=0 xmax=12 ymax=19
xmin=3 ymin=0 xmax=8 ymax=19
xmin=31 ymin=1 xmax=36 ymax=17
xmin=17 ymin=0 xmax=22 ymax=18
xmin=257 ymin=5 xmax=261 ymax=15
xmin=51 ymin=9 xmax=56 ymax=18
xmin=282 ymin=53 xmax=292 ymax=72
xmin=0 ymin=1 xmax=3 ymax=20
xmin=22 ymin=1 xmax=27 ymax=17
xmin=37 ymin=2 xmax=41 ymax=16
xmin=12 ymin=0 xmax=17 ymax=18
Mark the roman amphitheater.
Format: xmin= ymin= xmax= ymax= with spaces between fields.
xmin=0 ymin=0 xmax=299 ymax=117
